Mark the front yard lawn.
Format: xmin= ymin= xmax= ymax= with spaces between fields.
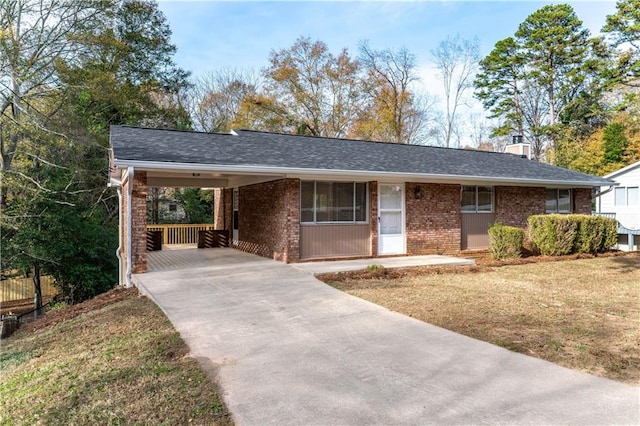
xmin=323 ymin=254 xmax=640 ymax=384
xmin=0 ymin=288 xmax=231 ymax=425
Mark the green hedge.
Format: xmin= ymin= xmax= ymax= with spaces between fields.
xmin=527 ymin=214 xmax=617 ymax=256
xmin=488 ymin=223 xmax=524 ymax=260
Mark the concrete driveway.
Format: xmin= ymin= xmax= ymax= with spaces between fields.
xmin=134 ymin=249 xmax=639 ymax=425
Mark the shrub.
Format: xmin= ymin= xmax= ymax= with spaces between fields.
xmin=488 ymin=223 xmax=524 ymax=260
xmin=600 ymin=217 xmax=619 ymax=252
xmin=527 ymin=215 xmax=577 ymax=256
xmin=528 ymin=214 xmax=617 ymax=256
xmin=572 ymin=215 xmax=618 ymax=254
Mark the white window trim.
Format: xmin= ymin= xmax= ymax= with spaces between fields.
xmin=301 ymin=181 xmax=369 ymax=225
xmin=461 ymin=186 xmax=494 ymax=214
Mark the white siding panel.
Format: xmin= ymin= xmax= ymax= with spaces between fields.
xmin=599 ymin=163 xmax=640 ymax=229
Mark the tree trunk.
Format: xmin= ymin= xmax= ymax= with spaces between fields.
xmin=33 ymin=263 xmax=43 ymax=318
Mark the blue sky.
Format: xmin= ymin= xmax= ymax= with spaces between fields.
xmin=157 ymin=0 xmax=618 ymax=78
xmin=156 ymin=1 xmax=618 ymax=144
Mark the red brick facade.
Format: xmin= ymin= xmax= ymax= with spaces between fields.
xmin=573 ymin=188 xmax=592 ymax=214
xmin=123 ymin=172 xmax=594 ymax=270
xmin=123 ymin=170 xmax=147 ymax=274
xmin=213 ymin=188 xmax=225 ymax=230
xmin=232 ymin=178 xmax=300 ymax=262
xmin=405 ymin=183 xmax=461 ymax=254
xmin=495 ymin=186 xmax=546 ymax=227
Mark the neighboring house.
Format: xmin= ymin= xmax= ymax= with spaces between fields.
xmin=595 ymin=161 xmax=640 ymax=251
xmin=147 ymin=187 xmax=187 ymax=224
xmin=109 ymin=126 xmax=612 ymax=285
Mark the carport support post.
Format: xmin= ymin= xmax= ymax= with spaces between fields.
xmin=127 ymin=170 xmax=148 ymax=274
xmin=213 ymin=188 xmax=225 ymax=230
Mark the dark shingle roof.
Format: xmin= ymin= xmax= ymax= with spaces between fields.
xmin=110 ymin=126 xmax=612 ymax=186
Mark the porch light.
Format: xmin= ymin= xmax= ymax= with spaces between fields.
xmin=414 ymin=186 xmax=422 ymax=200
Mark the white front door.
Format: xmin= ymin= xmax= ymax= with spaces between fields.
xmin=378 ymin=184 xmax=405 ymax=255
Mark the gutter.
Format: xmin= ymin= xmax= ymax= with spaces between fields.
xmin=108 ymin=176 xmax=124 ymax=287
xmin=113 ymin=159 xmax=614 ymax=188
xmin=125 ymin=167 xmax=134 ymax=288
xmin=593 ymin=184 xmax=617 ymax=213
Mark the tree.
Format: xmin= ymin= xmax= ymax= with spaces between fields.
xmin=177 ymin=188 xmax=213 ymax=224
xmin=603 ymin=122 xmax=628 ymax=163
xmin=475 ymin=37 xmax=526 ymax=138
xmin=58 ymin=0 xmax=192 ymax=136
xmin=514 ymin=4 xmax=597 ymax=148
xmin=432 ymin=35 xmax=480 ymax=147
xmin=554 ymin=110 xmax=640 ymax=175
xmin=475 ymin=4 xmax=611 ymax=160
xmin=1 ymin=0 xmax=189 ymax=304
xmin=0 ymin=0 xmax=102 ymax=189
xmin=188 ymin=68 xmax=260 ymax=132
xmin=603 ymin=0 xmax=640 ymax=88
xmin=261 ymin=36 xmax=362 ymax=137
xmin=1 ymin=125 xmax=118 ymax=304
xmin=354 ymin=42 xmax=432 ymax=144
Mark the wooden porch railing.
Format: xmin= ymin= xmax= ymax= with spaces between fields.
xmin=146 ymin=224 xmax=216 ymax=245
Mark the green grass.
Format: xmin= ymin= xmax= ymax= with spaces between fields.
xmin=0 ymin=291 xmax=232 ymax=425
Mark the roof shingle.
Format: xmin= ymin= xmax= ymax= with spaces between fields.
xmin=110 ymin=126 xmax=612 ymax=186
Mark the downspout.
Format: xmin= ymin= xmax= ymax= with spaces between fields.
xmin=126 ymin=167 xmax=134 ymax=288
xmin=108 ymin=175 xmax=124 ymax=287
xmin=116 ymin=185 xmax=123 ymax=286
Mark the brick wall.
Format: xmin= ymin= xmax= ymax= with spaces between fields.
xmin=237 ymin=178 xmax=300 ymax=262
xmin=283 ymin=178 xmax=300 ymax=263
xmin=495 ymin=186 xmax=546 ymax=227
xmin=573 ymin=188 xmax=592 ymax=214
xmin=405 ymin=183 xmax=461 ymax=254
xmin=494 ymin=186 xmax=591 ymax=227
xmin=130 ymin=171 xmax=148 ymax=274
xmin=213 ymin=188 xmax=225 ymax=230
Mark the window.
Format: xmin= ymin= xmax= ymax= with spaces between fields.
xmin=546 ymin=189 xmax=572 ymax=213
xmin=232 ymin=188 xmax=239 ymax=231
xmin=168 ymin=204 xmax=177 ymax=212
xmin=301 ymin=181 xmax=368 ymax=223
xmin=615 ymin=187 xmax=626 ymax=206
xmin=615 ymin=187 xmax=639 ymax=206
xmin=628 ymin=187 xmax=639 ymax=206
xmin=461 ymin=186 xmax=493 ymax=213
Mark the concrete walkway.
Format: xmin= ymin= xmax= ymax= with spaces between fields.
xmin=135 ymin=249 xmax=639 ymax=425
xmin=291 ymin=254 xmax=474 ymax=274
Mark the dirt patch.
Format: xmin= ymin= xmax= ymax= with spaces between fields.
xmin=18 ymin=287 xmax=139 ymax=334
xmin=1 ymin=298 xmax=41 ymax=316
xmin=317 ymin=250 xmax=632 ymax=283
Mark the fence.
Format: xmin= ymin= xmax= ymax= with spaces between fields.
xmin=146 ymin=224 xmax=216 ymax=245
xmin=1 ymin=275 xmax=57 ymax=303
